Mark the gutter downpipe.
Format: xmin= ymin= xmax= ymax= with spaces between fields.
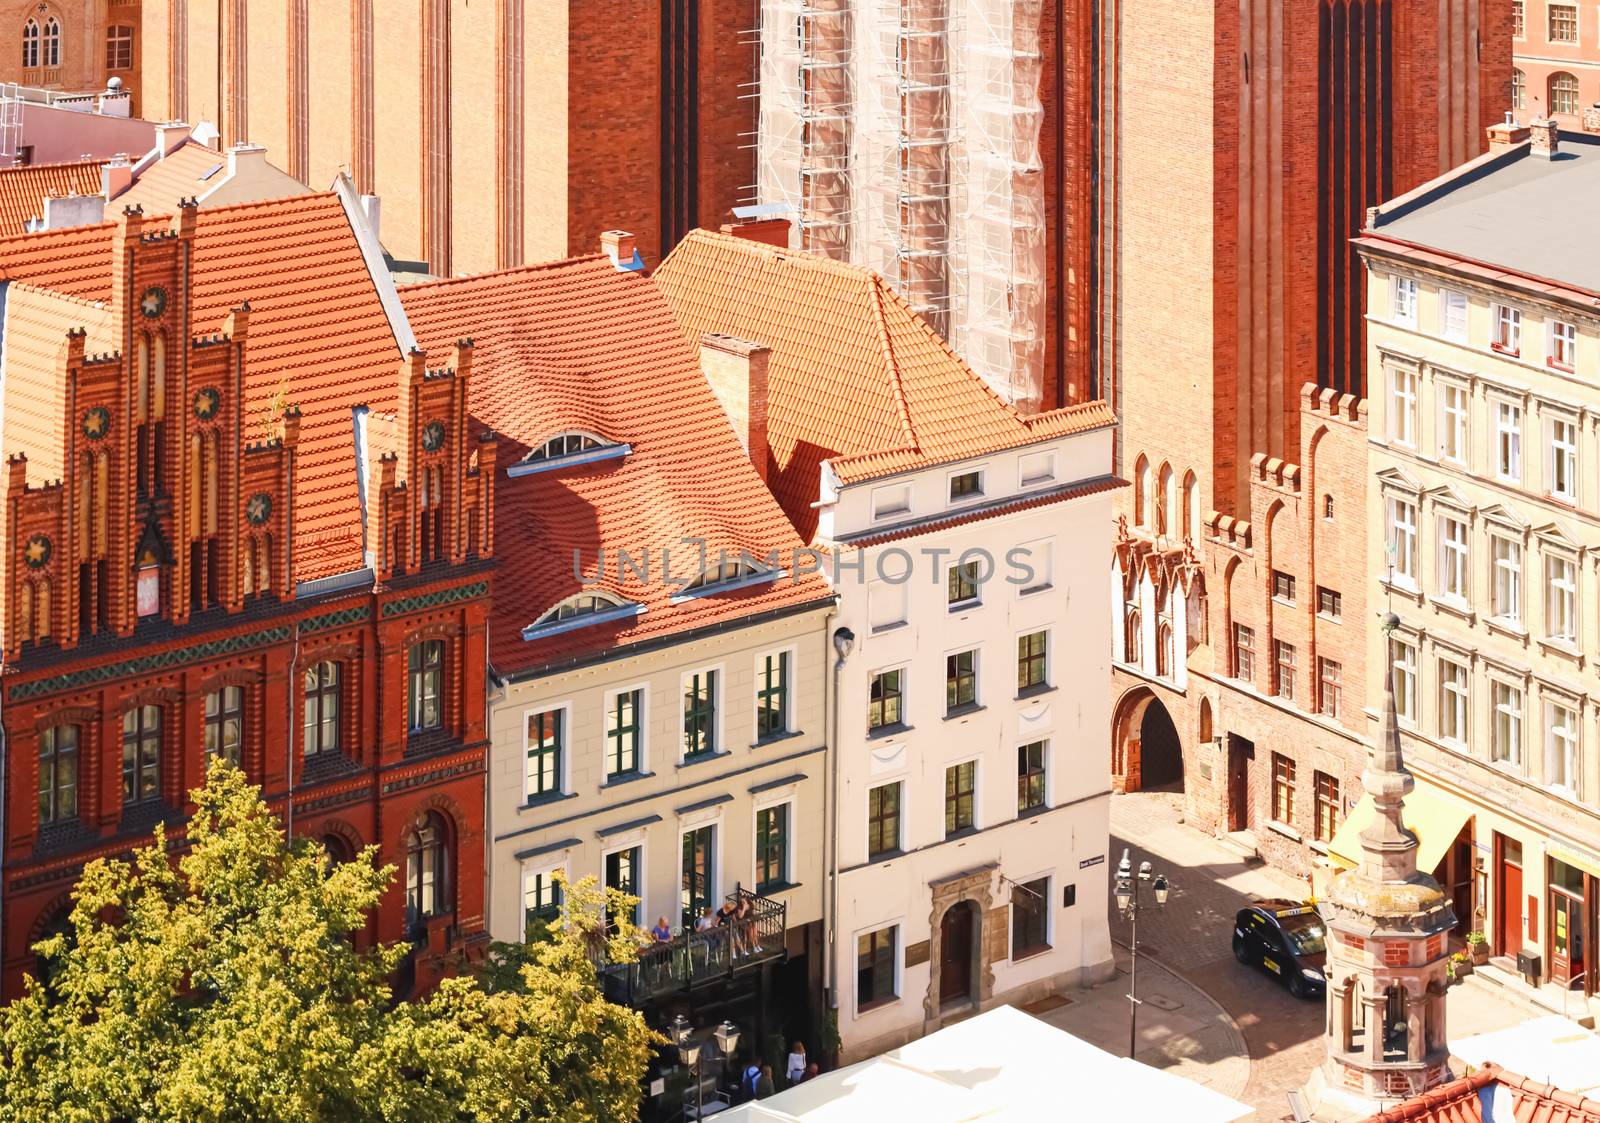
xmin=825 ymin=618 xmax=853 ymax=1023
xmin=285 ymin=624 xmax=299 ymax=838
xmin=485 ymin=623 xmax=503 ymax=941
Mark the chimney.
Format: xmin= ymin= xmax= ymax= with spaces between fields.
xmin=1486 ymin=111 xmax=1532 ymax=153
xmin=155 ymin=121 xmax=192 ymax=156
xmin=360 ymin=194 xmax=381 ymax=241
xmin=1530 ymin=116 xmax=1560 ymax=159
xmin=42 ymin=193 xmax=106 ymax=229
xmin=599 ymin=229 xmax=644 ymax=272
xmin=1583 ymin=104 xmax=1600 ymax=135
xmin=719 ymin=215 xmax=792 ymax=248
xmin=225 ymin=141 xmax=267 ymax=177
xmin=101 ymin=155 xmax=133 ymax=200
xmin=698 ymin=333 xmax=771 ymax=483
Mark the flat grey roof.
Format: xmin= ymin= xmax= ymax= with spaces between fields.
xmin=1376 ymin=134 xmax=1600 ymax=294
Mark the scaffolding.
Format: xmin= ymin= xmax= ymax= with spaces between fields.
xmin=755 ymin=0 xmax=1047 ymax=408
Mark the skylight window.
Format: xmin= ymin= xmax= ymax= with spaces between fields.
xmin=525 ymin=432 xmax=609 ymax=463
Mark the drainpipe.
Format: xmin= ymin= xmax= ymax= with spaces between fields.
xmin=825 ymin=623 xmax=855 ymax=1018
xmin=285 ymin=624 xmax=299 ymax=838
xmin=0 ymin=674 xmax=7 ymax=978
xmin=484 ymin=622 xmax=503 ymax=943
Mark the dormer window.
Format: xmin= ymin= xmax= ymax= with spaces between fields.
xmin=508 ymin=431 xmax=629 ymax=477
xmin=949 ymin=470 xmax=983 ymax=503
xmin=527 ymin=432 xmax=606 ymax=462
xmin=678 ymin=556 xmax=780 ymax=598
xmin=523 ymin=591 xmax=643 ymax=639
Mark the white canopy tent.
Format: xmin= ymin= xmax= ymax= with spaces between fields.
xmin=1450 ymin=1014 xmax=1600 ymax=1098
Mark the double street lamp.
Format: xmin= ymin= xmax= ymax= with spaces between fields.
xmin=1113 ymin=847 xmax=1170 ymax=1060
xmin=670 ymin=1015 xmax=741 ymax=1119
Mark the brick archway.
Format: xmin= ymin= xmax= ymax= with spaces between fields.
xmin=1111 ymin=686 xmax=1185 ymax=793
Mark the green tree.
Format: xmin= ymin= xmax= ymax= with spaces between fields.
xmin=0 ymin=761 xmax=657 ymax=1123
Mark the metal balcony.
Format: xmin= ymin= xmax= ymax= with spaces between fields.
xmin=599 ymin=886 xmax=787 ymax=1008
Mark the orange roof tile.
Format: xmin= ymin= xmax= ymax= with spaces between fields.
xmin=0 ymin=285 xmax=115 ymax=486
xmin=109 ymin=141 xmax=227 ymax=214
xmin=0 ymin=160 xmax=104 ymax=234
xmin=1358 ymin=1066 xmax=1600 ymax=1123
xmin=400 ymin=257 xmax=833 ymax=676
xmin=0 ymin=192 xmax=406 ymax=582
xmin=653 ymin=229 xmax=1114 ymax=540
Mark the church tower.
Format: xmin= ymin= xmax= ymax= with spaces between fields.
xmin=1302 ymin=617 xmax=1457 ymax=1118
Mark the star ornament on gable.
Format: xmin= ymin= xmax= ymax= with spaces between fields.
xmin=81 ymin=406 xmax=109 ymax=440
xmin=192 ymin=387 xmax=220 ymax=421
xmin=421 ymin=420 xmax=447 ymax=453
xmin=245 ymin=493 xmax=272 ymax=527
xmin=140 ymin=287 xmax=167 ymax=319
xmin=23 ymin=534 xmax=51 ymax=569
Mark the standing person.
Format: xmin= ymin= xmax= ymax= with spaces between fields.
xmin=755 ymin=1064 xmax=776 ymax=1099
xmin=734 ymin=896 xmax=755 ymax=958
xmin=715 ymin=899 xmax=739 ymax=962
xmin=804 ymin=1062 xmax=819 ymax=1082
xmin=785 ymin=1042 xmax=807 ymax=1086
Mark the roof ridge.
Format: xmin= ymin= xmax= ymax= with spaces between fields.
xmin=868 ymin=272 xmax=918 ymax=453
xmin=0 ymin=157 xmax=105 ymax=174
xmin=7 ymin=279 xmax=108 ymax=311
xmin=399 ymin=253 xmax=613 ymax=292
xmin=136 ymin=188 xmax=337 ymax=223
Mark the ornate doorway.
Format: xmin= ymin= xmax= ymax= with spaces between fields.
xmin=938 ymin=900 xmax=978 ymax=1009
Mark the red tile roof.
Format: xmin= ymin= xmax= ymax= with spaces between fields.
xmin=653 ymin=229 xmax=1115 ymax=541
xmin=400 ymin=257 xmax=833 ymax=677
xmin=0 ymin=192 xmax=407 ymax=582
xmin=1359 ymin=1066 xmax=1600 ymax=1123
xmin=0 ymin=160 xmax=104 ymax=234
xmin=109 ymin=141 xmax=229 ymax=214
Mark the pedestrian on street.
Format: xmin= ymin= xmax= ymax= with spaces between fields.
xmin=785 ymin=1042 xmax=807 ymax=1085
xmin=755 ymin=1064 xmax=775 ymax=1099
xmin=804 ymin=1062 xmax=819 ymax=1082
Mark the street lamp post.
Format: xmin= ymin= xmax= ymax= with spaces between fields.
xmin=671 ymin=1015 xmax=741 ymax=1119
xmin=1113 ymin=847 xmax=1170 ymax=1060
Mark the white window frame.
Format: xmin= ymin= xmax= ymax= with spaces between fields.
xmin=1008 ymin=870 xmax=1055 ymax=957
xmin=1544 ymin=551 xmax=1577 ymax=643
xmin=946 ymin=466 xmax=987 ymax=506
xmin=1389 ymin=365 xmax=1418 ymax=447
xmin=853 ymin=919 xmax=904 ymax=1017
xmin=1438 ymin=381 xmax=1469 ymax=465
xmin=1018 ymin=449 xmax=1058 ymax=489
xmin=679 ymin=664 xmax=725 ymax=762
xmin=753 ymin=645 xmax=798 ymax=742
xmin=1013 ymin=537 xmax=1055 ymax=597
xmin=522 ymin=700 xmax=573 ymax=800
xmin=1491 ymin=534 xmax=1523 ymax=624
xmin=942 ymin=754 xmax=983 ymax=835
xmin=600 ymin=836 xmax=649 ymax=928
xmin=602 ymin=682 xmax=651 ymax=780
xmin=1493 ymin=304 xmax=1522 ymax=356
xmin=1390 ymin=275 xmax=1418 ymax=326
xmin=521 ymin=860 xmax=567 ymax=928
xmin=752 ymin=795 xmax=797 ymax=891
xmin=1495 ymin=400 xmax=1523 ymax=483
xmin=871 ymin=483 xmax=912 ymax=522
xmin=1391 ymin=636 xmax=1418 ymax=724
xmin=1548 ymin=414 xmax=1578 ymax=502
xmin=1544 ymin=698 xmax=1581 ymax=798
xmin=1491 ymin=680 xmax=1524 ymax=770
xmin=867 ymin=578 xmax=910 ymax=634
xmin=1438 ymin=288 xmax=1469 ymax=342
xmin=1438 ymin=658 xmax=1469 ymax=748
xmin=1437 ymin=513 xmax=1469 ymax=602
xmin=946 ymin=558 xmax=985 ymax=610
xmin=865 ymin=776 xmax=908 ymax=860
xmin=1549 ymin=319 xmax=1577 ymax=371
xmin=1386 ymin=495 xmax=1418 ymax=589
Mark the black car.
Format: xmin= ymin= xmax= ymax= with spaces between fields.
xmin=1232 ymin=899 xmax=1328 ymax=999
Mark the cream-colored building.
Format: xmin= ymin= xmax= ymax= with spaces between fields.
xmin=1359 ymin=118 xmax=1600 ymax=1003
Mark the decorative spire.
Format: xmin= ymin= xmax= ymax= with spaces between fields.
xmin=1359 ymin=616 xmax=1419 ymax=882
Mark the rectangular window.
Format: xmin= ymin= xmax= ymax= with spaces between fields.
xmin=1390 ymin=276 xmax=1417 ymax=325
xmin=1314 ymin=772 xmax=1340 ymax=844
xmin=105 ymin=24 xmax=133 ymax=69
xmin=523 ymin=869 xmax=563 ymax=930
xmin=1234 ymin=624 xmax=1255 ymax=683
xmin=525 ymin=709 xmax=562 ymax=797
xmin=1496 ymin=401 xmax=1523 ymax=482
xmin=1546 ymin=701 xmax=1580 ymax=796
xmin=38 ymin=724 xmax=78 ymax=825
xmin=946 ymin=649 xmax=978 ymax=713
xmin=1493 ymin=305 xmax=1522 ymax=356
xmin=408 ymin=640 xmax=444 ymax=732
xmin=947 ymin=561 xmax=982 ymax=608
xmin=1550 ymin=320 xmax=1577 ymax=371
xmin=1317 ymin=587 xmax=1342 ymax=620
xmin=1439 ymin=288 xmax=1469 ymax=341
xmin=1387 ymin=496 xmax=1418 ymax=587
xmin=1011 ymin=877 xmax=1051 ymax=957
xmin=122 ymin=704 xmax=161 ymax=804
xmin=1017 ymin=630 xmax=1048 ymax=693
xmin=1389 ymin=366 xmax=1417 ymax=446
xmin=1439 ymin=382 xmax=1469 ymax=463
xmin=1271 ymin=753 xmax=1296 ymax=824
xmin=604 ymin=846 xmax=642 ymax=928
xmin=1391 ymin=638 xmax=1417 ymax=723
xmin=1550 ymin=417 xmax=1578 ymax=501
xmin=1492 ymin=682 xmax=1523 ymax=768
xmin=944 ymin=760 xmax=976 ymax=836
xmin=868 ymin=580 xmax=909 ymax=632
xmin=682 ymin=670 xmax=718 ymax=758
xmin=1546 ymin=554 xmax=1577 ymax=642
xmin=1550 ymin=3 xmax=1578 ymax=41
xmin=871 ymin=485 xmax=911 ymax=521
xmin=1318 ymin=658 xmax=1342 ymax=719
xmin=867 ymin=781 xmax=902 ymax=859
xmin=1513 ymin=0 xmax=1524 ymax=37
xmin=606 ymin=689 xmax=642 ymax=777
xmin=857 ymin=926 xmax=898 ymax=1010
xmin=755 ymin=804 xmax=790 ymax=893
xmin=948 ymin=470 xmax=983 ymax=502
xmin=756 ymin=651 xmax=790 ymax=740
xmin=303 ymin=661 xmax=341 ymax=756
xmin=1438 ymin=659 xmax=1469 ymax=746
xmin=1272 ymin=570 xmax=1296 ymax=603
xmin=204 ymin=685 xmax=243 ymax=767
xmin=1017 ymin=740 xmax=1047 ymax=813
xmin=1274 ymin=640 xmax=1296 ymax=701
xmin=1493 ymin=535 xmax=1523 ymax=623
xmin=1438 ymin=514 xmax=1469 ymax=600
xmin=868 ymin=669 xmax=904 ymax=731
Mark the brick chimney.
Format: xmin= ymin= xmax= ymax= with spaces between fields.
xmin=698 ymin=333 xmax=771 ymax=483
xmin=1530 ymin=116 xmax=1560 ymax=159
xmin=599 ymin=229 xmax=643 ymax=272
xmin=720 ymin=215 xmax=792 ymax=248
xmin=1486 ymin=112 xmax=1531 ymax=153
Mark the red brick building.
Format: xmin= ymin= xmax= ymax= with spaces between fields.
xmin=0 ymin=186 xmax=494 ymax=996
xmin=1513 ymin=0 xmax=1600 ymax=125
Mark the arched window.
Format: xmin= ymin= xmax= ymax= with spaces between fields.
xmin=32 ymin=577 xmax=50 ymax=643
xmin=1134 ymin=456 xmax=1151 ymax=528
xmin=122 ymin=704 xmax=161 ymax=804
xmin=21 ymin=19 xmax=38 ymax=69
xmin=38 ymin=724 xmax=78 ymax=824
xmin=322 ymin=833 xmax=355 ymax=867
xmin=418 ymin=465 xmax=445 ymax=563
xmin=523 ymin=431 xmax=610 ymax=463
xmin=1512 ymin=68 xmax=1526 ymax=111
xmin=408 ymin=640 xmax=444 ymax=733
xmin=404 ymin=812 xmax=450 ymax=928
xmin=105 ymin=24 xmax=132 ymax=70
xmin=1198 ymin=697 xmax=1213 ymax=744
xmin=1156 ymin=622 xmax=1174 ymax=678
xmin=1382 ymin=985 xmax=1410 ymax=1060
xmin=685 ymin=556 xmax=772 ymax=593
xmin=528 ymin=591 xmax=635 ymax=634
xmin=1124 ymin=606 xmax=1141 ymax=665
xmin=303 ymin=661 xmax=341 ymax=755
xmin=41 ymin=18 xmax=59 ymax=67
xmin=1183 ymin=471 xmax=1199 ymax=541
xmin=1158 ymin=464 xmax=1175 ymax=536
xmin=1551 ymin=72 xmax=1580 ymax=115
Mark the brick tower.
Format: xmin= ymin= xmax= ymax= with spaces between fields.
xmin=1302 ymin=624 xmax=1456 ymax=1119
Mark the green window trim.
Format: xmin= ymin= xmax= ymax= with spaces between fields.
xmin=757 ymin=652 xmax=789 ymax=740
xmin=756 ymin=804 xmax=790 ymax=893
xmin=523 ymin=870 xmax=564 ymax=931
xmin=607 ymin=690 xmax=642 ymax=777
xmin=683 ymin=670 xmax=718 ymax=758
xmin=526 ymin=709 xmax=563 ymax=797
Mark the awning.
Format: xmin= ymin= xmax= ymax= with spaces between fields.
xmin=1327 ymin=783 xmax=1474 ymax=874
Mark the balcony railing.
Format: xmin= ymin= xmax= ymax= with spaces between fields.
xmin=598 ymin=885 xmax=787 ymax=1007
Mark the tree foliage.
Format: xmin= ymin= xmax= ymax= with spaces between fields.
xmin=0 ymin=762 xmax=658 ymax=1123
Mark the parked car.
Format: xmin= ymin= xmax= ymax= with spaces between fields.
xmin=1232 ymin=899 xmax=1328 ymax=999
